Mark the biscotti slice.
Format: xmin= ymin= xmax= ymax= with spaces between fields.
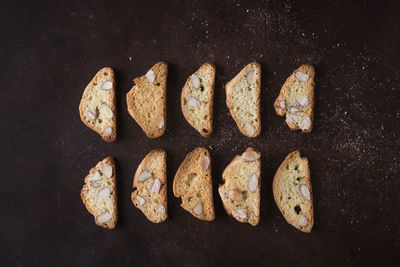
xmin=226 ymin=62 xmax=261 ymax=138
xmin=79 ymin=67 xmax=116 ymax=142
xmin=81 ymin=157 xmax=117 ymax=229
xmin=274 ymin=64 xmax=315 ymax=132
xmin=126 ymin=62 xmax=168 ymax=138
xmin=173 ymin=147 xmax=215 ymax=221
xmin=273 ymin=151 xmax=314 ymax=233
xmin=181 ymin=62 xmax=215 ymax=137
xmin=218 ymin=147 xmax=261 ymax=226
xmin=131 ymin=149 xmax=167 ymax=223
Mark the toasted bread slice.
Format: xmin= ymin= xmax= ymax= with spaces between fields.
xmin=226 ymin=62 xmax=261 ymax=138
xmin=173 ymin=147 xmax=215 ymax=221
xmin=126 ymin=62 xmax=168 ymax=138
xmin=79 ymin=67 xmax=116 ymax=142
xmin=81 ymin=157 xmax=117 ymax=229
xmin=131 ymin=149 xmax=167 ymax=223
xmin=181 ymin=62 xmax=215 ymax=137
xmin=218 ymin=147 xmax=261 ymax=226
xmin=273 ymin=151 xmax=314 ymax=233
xmin=274 ymin=64 xmax=315 ymax=132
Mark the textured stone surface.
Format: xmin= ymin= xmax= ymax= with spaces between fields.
xmin=1 ymin=0 xmax=399 ymax=265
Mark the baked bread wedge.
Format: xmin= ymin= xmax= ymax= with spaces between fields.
xmin=273 ymin=150 xmax=314 ymax=233
xmin=173 ymin=147 xmax=215 ymax=221
xmin=226 ymin=62 xmax=261 ymax=138
xmin=131 ymin=149 xmax=167 ymax=223
xmin=218 ymin=147 xmax=261 ymax=226
xmin=181 ymin=62 xmax=215 ymax=137
xmin=274 ymin=64 xmax=315 ymax=132
xmin=81 ymin=157 xmax=117 ymax=229
xmin=79 ymin=67 xmax=116 ymax=142
xmin=126 ymin=62 xmax=168 ymax=138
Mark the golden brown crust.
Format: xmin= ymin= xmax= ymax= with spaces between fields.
xmin=273 ymin=151 xmax=314 ymax=233
xmin=181 ymin=62 xmax=215 ymax=137
xmin=173 ymin=147 xmax=215 ymax=221
xmin=225 ymin=62 xmax=261 ymax=138
xmin=126 ymin=62 xmax=168 ymax=138
xmin=218 ymin=147 xmax=261 ymax=226
xmin=131 ymin=149 xmax=168 ymax=223
xmin=80 ymin=156 xmax=117 ymax=229
xmin=79 ymin=67 xmax=117 ymax=142
xmin=274 ymin=64 xmax=315 ymax=133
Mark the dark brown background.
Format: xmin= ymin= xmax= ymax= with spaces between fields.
xmin=1 ymin=0 xmax=399 ymax=266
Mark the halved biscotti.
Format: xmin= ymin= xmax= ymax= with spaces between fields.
xmin=79 ymin=67 xmax=116 ymax=142
xmin=226 ymin=62 xmax=261 ymax=138
xmin=173 ymin=147 xmax=215 ymax=221
xmin=274 ymin=64 xmax=315 ymax=133
xmin=131 ymin=149 xmax=167 ymax=223
xmin=273 ymin=150 xmax=314 ymax=233
xmin=126 ymin=62 xmax=168 ymax=138
xmin=181 ymin=62 xmax=215 ymax=137
xmin=218 ymin=147 xmax=261 ymax=226
xmin=81 ymin=157 xmax=117 ymax=229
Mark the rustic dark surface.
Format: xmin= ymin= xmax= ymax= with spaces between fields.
xmin=1 ymin=0 xmax=399 ymax=266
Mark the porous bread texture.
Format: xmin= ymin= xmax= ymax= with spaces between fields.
xmin=273 ymin=150 xmax=314 ymax=233
xmin=226 ymin=62 xmax=261 ymax=138
xmin=218 ymin=147 xmax=261 ymax=226
xmin=274 ymin=64 xmax=315 ymax=133
xmin=79 ymin=67 xmax=116 ymax=142
xmin=131 ymin=149 xmax=167 ymax=223
xmin=126 ymin=62 xmax=168 ymax=138
xmin=181 ymin=62 xmax=215 ymax=137
xmin=173 ymin=147 xmax=215 ymax=221
xmin=81 ymin=157 xmax=117 ymax=229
